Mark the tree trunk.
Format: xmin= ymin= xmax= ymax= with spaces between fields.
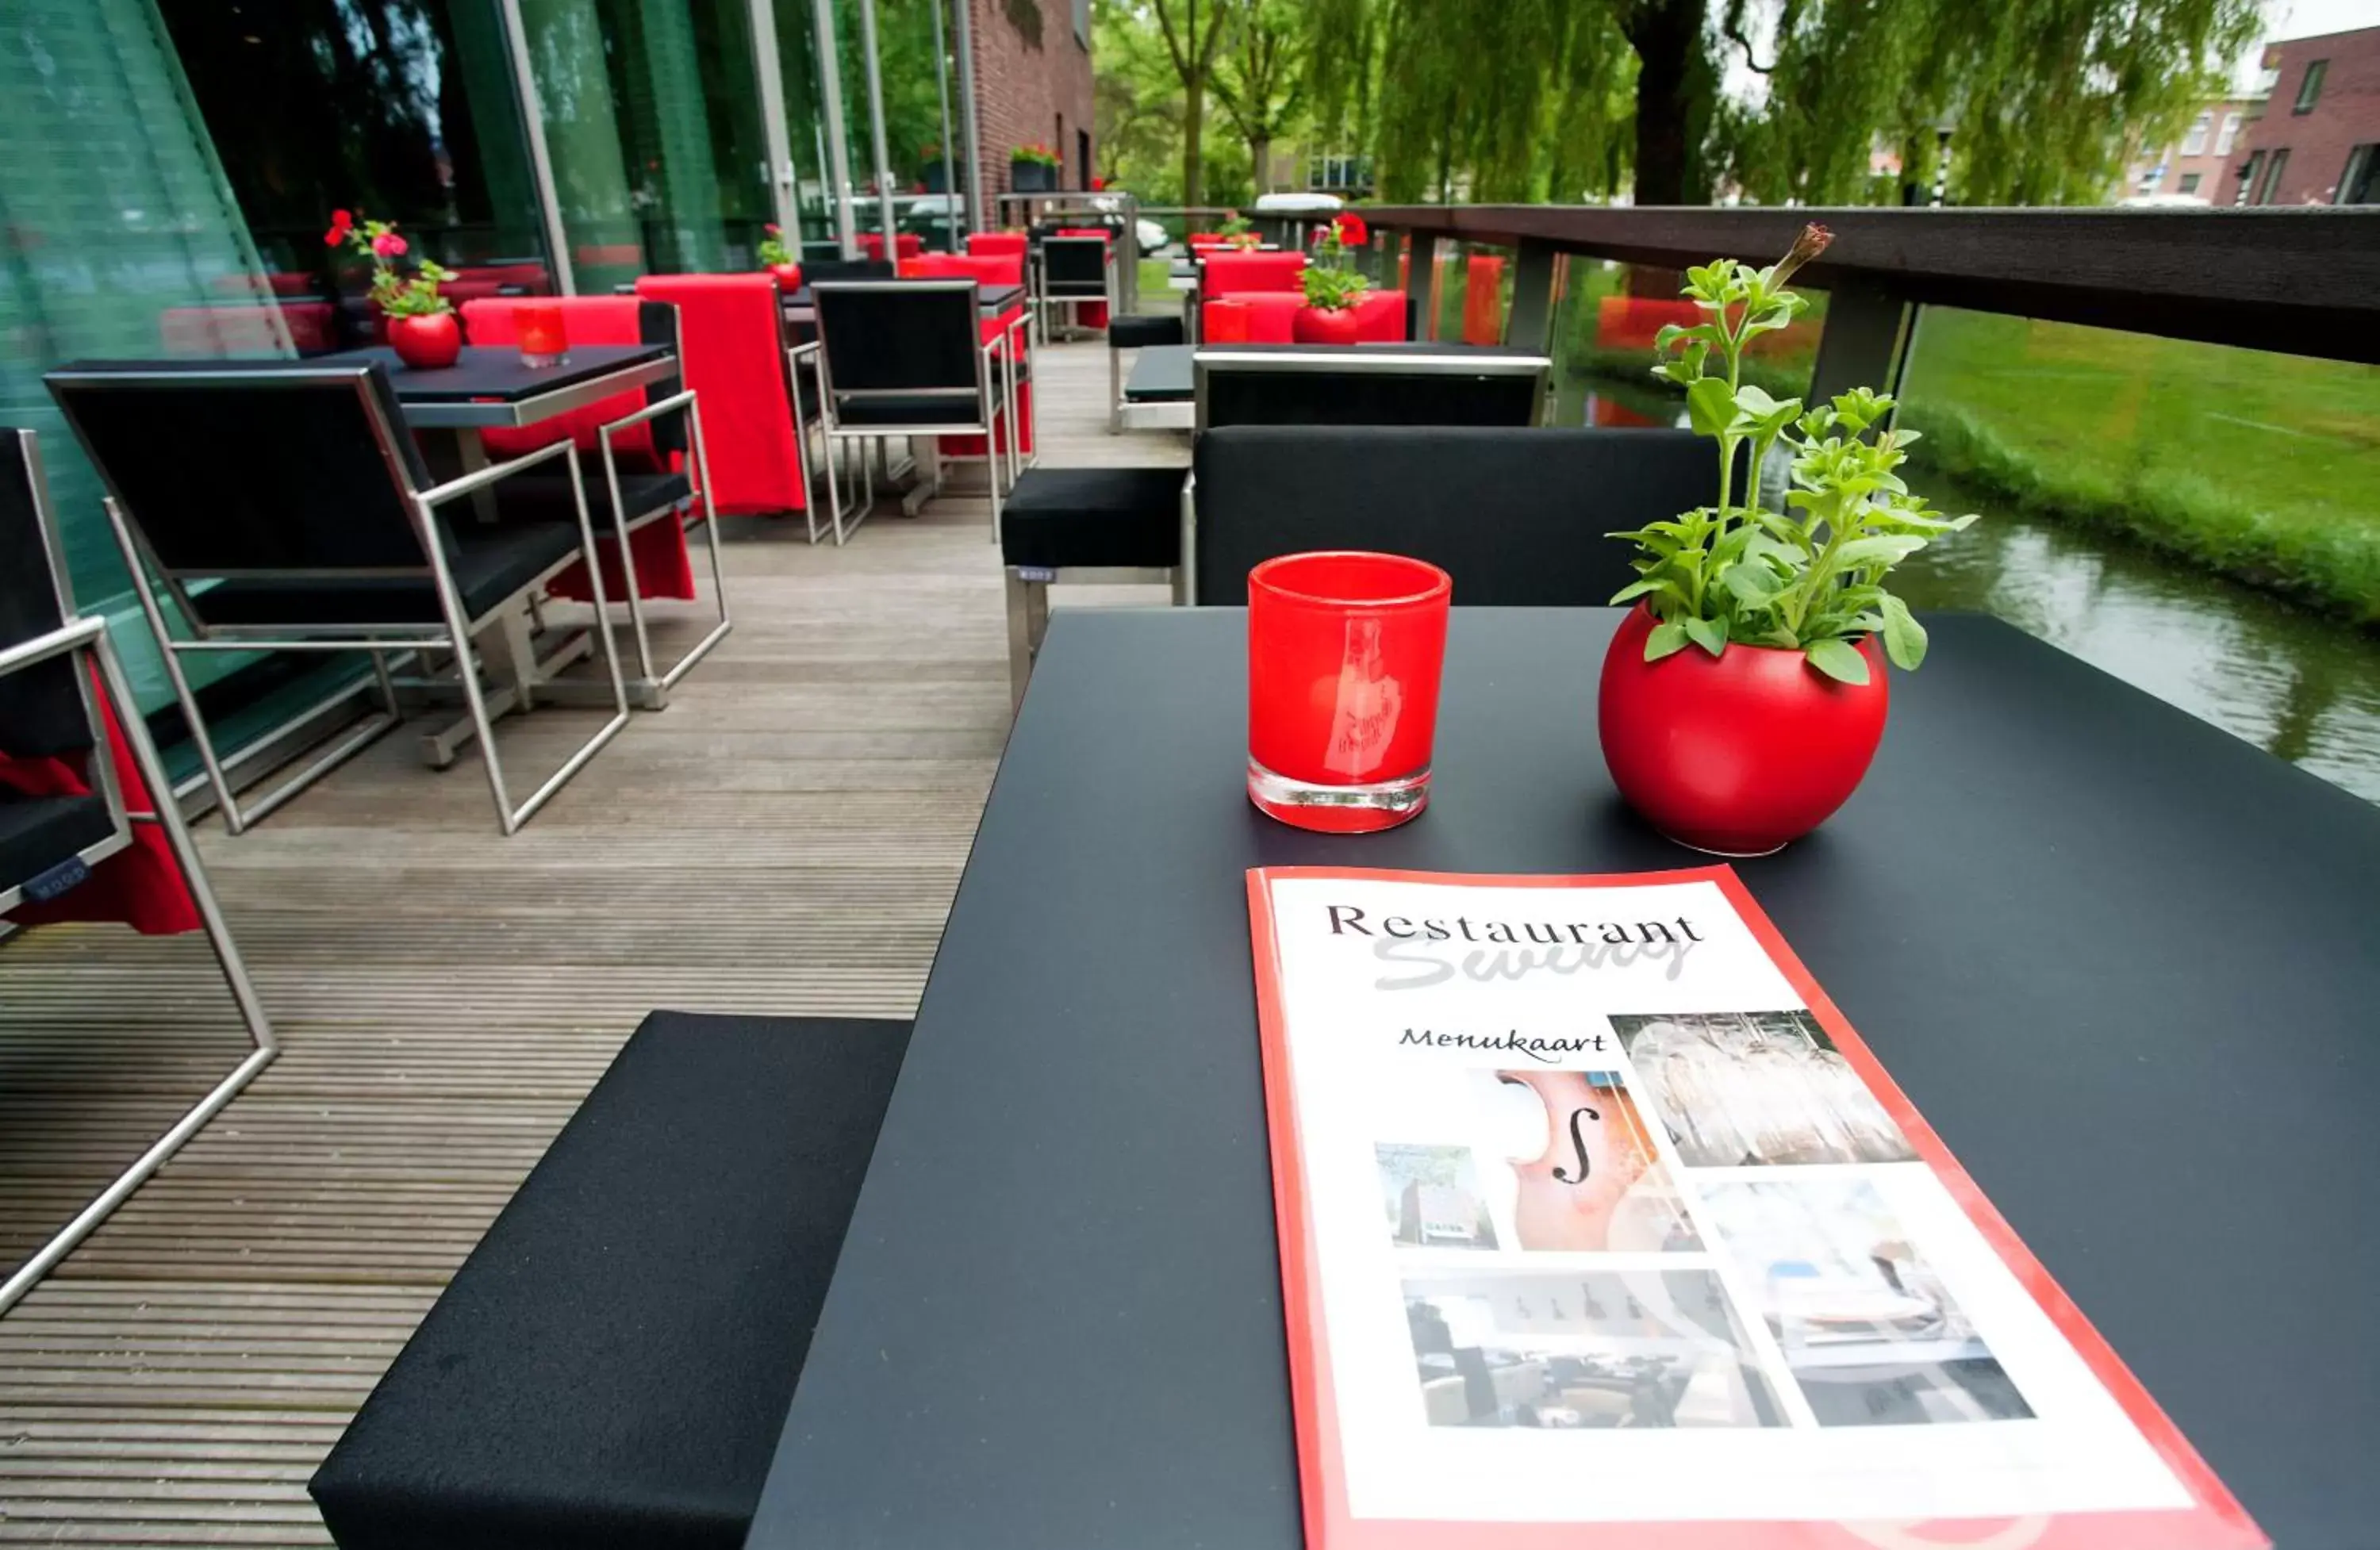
xmin=1622 ymin=0 xmax=1704 ymax=206
xmin=1250 ymin=132 xmax=1272 ymax=193
xmin=1184 ymin=76 xmax=1206 ymax=209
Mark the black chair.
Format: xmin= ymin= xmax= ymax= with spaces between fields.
xmin=999 ymin=466 xmax=1190 ymax=705
xmin=1037 ymin=234 xmax=1111 ymax=343
xmin=1193 ymin=344 xmax=1551 ymax=432
xmin=0 ymin=427 xmax=275 ymax=1316
xmin=309 ymin=1010 xmax=911 ymax=1550
xmin=1188 ymin=424 xmax=1721 ymax=604
xmin=45 ymin=360 xmax=631 ymax=834
xmin=812 ymin=280 xmax=1017 ymax=542
xmin=796 ymin=256 xmax=896 ymax=284
xmin=1107 ymin=313 xmax=1185 ymax=434
xmin=497 ymin=299 xmax=730 ymax=709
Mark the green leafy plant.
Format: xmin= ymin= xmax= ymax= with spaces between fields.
xmin=1300 ymin=213 xmax=1371 ymax=312
xmin=1012 ymin=141 xmax=1062 ymax=169
xmin=757 ymin=222 xmax=795 ymax=267
xmin=324 ymin=209 xmax=453 ymax=318
xmin=1611 ymin=224 xmax=1976 ymax=685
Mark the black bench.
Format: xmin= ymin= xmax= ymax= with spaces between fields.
xmin=998 ymin=465 xmax=1188 ymax=707
xmin=309 ymin=1011 xmax=910 ymax=1550
xmin=1107 ymin=313 xmax=1185 ymax=432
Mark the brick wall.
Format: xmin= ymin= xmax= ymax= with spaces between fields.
xmin=2224 ymin=27 xmax=2380 ymax=204
xmin=967 ymin=0 xmax=1095 ymax=221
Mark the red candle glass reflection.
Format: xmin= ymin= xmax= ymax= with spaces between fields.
xmin=1203 ymin=298 xmax=1251 ymax=343
xmin=1247 ymin=551 xmax=1452 ymax=834
xmin=516 ymin=303 xmax=568 ymax=367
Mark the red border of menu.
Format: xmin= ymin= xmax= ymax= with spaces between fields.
xmin=1246 ymin=862 xmax=2267 ymax=1550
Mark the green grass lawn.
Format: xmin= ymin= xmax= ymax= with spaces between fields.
xmin=1553 ymin=260 xmax=2380 ymax=623
xmin=1895 ymin=311 xmax=2380 ymax=621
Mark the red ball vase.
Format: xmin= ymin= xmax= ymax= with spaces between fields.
xmin=1292 ymin=305 xmax=1362 ymax=346
xmin=770 ymin=262 xmax=804 ymax=292
xmin=386 ymin=310 xmax=461 ymax=370
xmin=1598 ymin=605 xmax=1889 ymax=856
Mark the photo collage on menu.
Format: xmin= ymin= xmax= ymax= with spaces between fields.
xmin=1376 ymin=1009 xmax=2036 ymax=1431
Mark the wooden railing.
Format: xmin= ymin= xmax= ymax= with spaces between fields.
xmin=1355 ymin=205 xmax=2380 ymax=395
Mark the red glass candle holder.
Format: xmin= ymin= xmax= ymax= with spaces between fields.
xmin=516 ymin=303 xmax=568 ymax=368
xmin=1203 ymin=298 xmax=1251 ymax=344
xmin=1247 ymin=551 xmax=1453 ymax=834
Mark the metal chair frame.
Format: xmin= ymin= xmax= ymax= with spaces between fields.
xmin=52 ymin=363 xmax=630 ymax=836
xmin=0 ymin=428 xmax=277 ymax=1316
xmin=811 ymin=281 xmax=1019 ymax=545
xmin=589 ymin=378 xmax=730 ymax=709
xmin=1037 ymin=236 xmax=1114 ymax=345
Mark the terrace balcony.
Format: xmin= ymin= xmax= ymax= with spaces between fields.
xmin=2 ymin=205 xmax=2378 ymax=1547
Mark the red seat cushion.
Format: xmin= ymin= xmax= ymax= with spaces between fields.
xmin=900 ymin=253 xmax=1025 ymax=287
xmin=1200 ymin=251 xmax=1308 ymax=297
xmin=1203 ymin=289 xmax=1409 ymax=345
xmin=633 ymin=273 xmax=807 ymax=516
xmin=967 ymin=232 xmax=1028 ymax=259
xmin=461 ymin=297 xmax=660 ymax=466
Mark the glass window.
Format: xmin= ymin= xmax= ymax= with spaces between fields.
xmin=159 ymin=0 xmax=554 ymax=319
xmin=2180 ymin=112 xmax=2211 ymax=155
xmin=2294 ymin=59 xmax=2326 ymax=113
xmin=2178 ymin=172 xmax=2202 ymax=195
xmin=1545 ymin=254 xmax=1824 ymax=431
xmin=2214 ymin=112 xmax=2240 ymax=155
xmin=2259 ymin=147 xmax=2291 ymax=203
xmin=2235 ymin=150 xmax=2264 ymax=205
xmin=518 ymin=0 xmax=777 ymax=291
xmin=2340 ymin=144 xmax=2377 ymax=206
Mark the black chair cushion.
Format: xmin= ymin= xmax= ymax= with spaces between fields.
xmin=501 ymin=468 xmax=694 ymax=531
xmin=1192 ymin=424 xmax=1719 ymax=605
xmin=194 ymin=521 xmax=584 ymax=629
xmin=0 ymin=792 xmax=116 ymax=900
xmin=0 ymin=432 xmax=93 ymax=761
xmin=833 ymin=391 xmax=987 ymax=428
xmin=1109 ymin=315 xmax=1184 ymax=349
xmin=1000 ymin=466 xmax=1185 ymax=570
xmin=309 ymin=1011 xmax=912 ymax=1550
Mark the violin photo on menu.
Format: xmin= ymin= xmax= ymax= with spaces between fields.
xmin=1246 ymin=865 xmax=2267 ymax=1550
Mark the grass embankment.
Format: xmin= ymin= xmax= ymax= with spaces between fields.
xmin=1558 ymin=270 xmax=2380 ymax=623
xmin=1894 ymin=312 xmax=2380 ymax=623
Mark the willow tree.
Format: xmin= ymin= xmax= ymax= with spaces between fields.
xmin=1211 ymin=0 xmax=1307 ymax=194
xmin=1303 ymin=0 xmax=2258 ymax=206
xmin=1719 ymin=0 xmax=2259 ymax=205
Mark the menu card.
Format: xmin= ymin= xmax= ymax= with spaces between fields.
xmin=1246 ymin=865 xmax=2263 ymax=1550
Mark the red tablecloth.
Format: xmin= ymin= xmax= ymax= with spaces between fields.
xmin=1 ymin=662 xmax=198 ymax=936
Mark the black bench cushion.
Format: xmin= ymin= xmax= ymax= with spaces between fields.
xmin=309 ymin=1011 xmax=911 ymax=1550
xmin=1108 ymin=315 xmax=1184 ymax=349
xmin=832 ymin=391 xmax=988 ymax=428
xmin=192 ymin=521 xmax=585 ymax=629
xmin=0 ymin=792 xmax=116 ymax=900
xmin=999 ymin=466 xmax=1185 ymax=570
xmin=501 ymin=468 xmax=695 ymax=530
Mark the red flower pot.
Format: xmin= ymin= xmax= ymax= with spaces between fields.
xmin=1292 ymin=305 xmax=1361 ymax=346
xmin=770 ymin=263 xmax=804 ymax=292
xmin=1597 ymin=605 xmax=1888 ymax=855
xmin=387 ymin=310 xmax=461 ymax=370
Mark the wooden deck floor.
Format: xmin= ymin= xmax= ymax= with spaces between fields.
xmin=0 ymin=340 xmax=1180 ymax=1544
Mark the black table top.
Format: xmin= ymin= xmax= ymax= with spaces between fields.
xmin=783 ymin=282 xmax=1024 ymax=313
xmin=1123 ymin=342 xmax=1195 ymax=400
xmin=321 ymin=343 xmax=676 ymax=429
xmin=745 ymin=608 xmax=2380 ymax=1550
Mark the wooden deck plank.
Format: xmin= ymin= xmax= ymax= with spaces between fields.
xmin=0 ymin=340 xmax=1180 ymax=1543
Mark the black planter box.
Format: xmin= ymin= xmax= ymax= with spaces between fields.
xmin=923 ymin=164 xmax=948 ymax=194
xmin=1011 ymin=159 xmax=1056 ymax=194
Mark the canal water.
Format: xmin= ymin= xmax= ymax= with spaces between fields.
xmin=1568 ymin=378 xmax=2380 ymax=805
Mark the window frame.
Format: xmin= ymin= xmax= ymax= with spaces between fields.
xmin=2258 ymin=147 xmax=2292 ymax=203
xmin=2341 ymin=144 xmax=2378 ymax=206
xmin=2180 ymin=111 xmax=2212 ymax=155
xmin=2294 ymin=59 xmax=2327 ymax=114
xmin=2235 ymin=149 xmax=2265 ymax=205
xmin=2214 ymin=112 xmax=2240 ymax=156
xmin=2178 ymin=172 xmax=2202 ymax=195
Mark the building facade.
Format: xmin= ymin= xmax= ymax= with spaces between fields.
xmin=966 ymin=0 xmax=1097 ymax=199
xmin=2125 ymin=98 xmax=2257 ymax=201
xmin=2223 ymin=26 xmax=2380 ymax=205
